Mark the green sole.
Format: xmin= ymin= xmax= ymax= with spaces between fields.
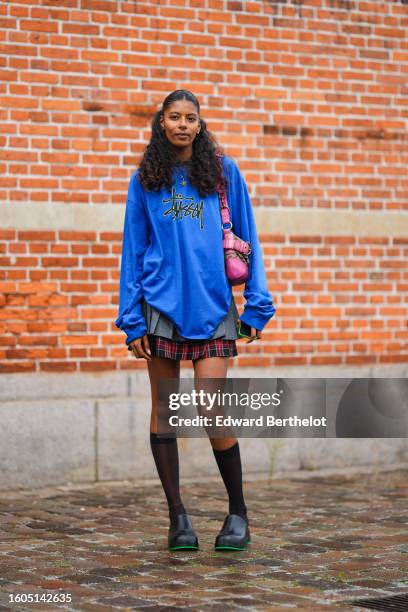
xmin=169 ymin=545 xmax=199 ymax=551
xmin=215 ymin=539 xmax=251 ymax=551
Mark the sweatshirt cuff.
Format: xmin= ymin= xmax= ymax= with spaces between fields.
xmin=114 ymin=310 xmax=147 ymax=348
xmin=240 ymin=304 xmax=276 ymax=332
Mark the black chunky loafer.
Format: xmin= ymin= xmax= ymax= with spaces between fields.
xmin=168 ymin=513 xmax=199 ymax=551
xmin=214 ymin=514 xmax=251 ymax=551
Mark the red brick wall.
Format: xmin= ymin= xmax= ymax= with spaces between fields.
xmin=1 ymin=0 xmax=407 ymax=372
xmin=1 ymin=229 xmax=406 ymax=372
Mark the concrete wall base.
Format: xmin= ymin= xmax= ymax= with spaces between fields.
xmin=1 ymin=367 xmax=407 ymax=491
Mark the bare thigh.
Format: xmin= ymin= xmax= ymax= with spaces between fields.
xmin=193 ymin=356 xmax=236 ymax=450
xmin=147 ymin=355 xmax=180 ymax=433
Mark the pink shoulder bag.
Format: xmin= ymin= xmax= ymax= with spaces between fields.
xmin=217 ymin=176 xmax=252 ymax=287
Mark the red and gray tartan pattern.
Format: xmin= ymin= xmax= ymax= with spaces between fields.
xmin=147 ymin=334 xmax=238 ymax=361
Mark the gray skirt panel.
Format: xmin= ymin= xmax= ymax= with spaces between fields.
xmin=141 ymin=296 xmax=239 ymax=341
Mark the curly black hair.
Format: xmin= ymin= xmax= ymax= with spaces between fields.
xmin=138 ymin=90 xmax=226 ymax=197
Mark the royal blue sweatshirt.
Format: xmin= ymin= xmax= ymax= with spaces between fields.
xmin=114 ymin=155 xmax=276 ymax=346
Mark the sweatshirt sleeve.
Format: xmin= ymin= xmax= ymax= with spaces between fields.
xmin=114 ymin=171 xmax=149 ymax=346
xmin=224 ymin=157 xmax=276 ymax=331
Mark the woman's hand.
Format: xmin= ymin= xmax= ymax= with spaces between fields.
xmin=247 ymin=327 xmax=262 ymax=343
xmin=237 ymin=319 xmax=262 ymax=343
xmin=129 ymin=335 xmax=152 ymax=361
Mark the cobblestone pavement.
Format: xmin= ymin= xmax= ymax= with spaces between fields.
xmin=0 ymin=467 xmax=407 ymax=611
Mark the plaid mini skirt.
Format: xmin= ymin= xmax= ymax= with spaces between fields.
xmin=147 ymin=334 xmax=238 ymax=362
xmin=127 ymin=297 xmax=239 ymax=361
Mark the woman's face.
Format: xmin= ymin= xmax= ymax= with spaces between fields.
xmin=160 ymin=99 xmax=201 ymax=157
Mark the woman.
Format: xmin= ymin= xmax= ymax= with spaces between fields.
xmin=115 ymin=90 xmax=275 ymax=551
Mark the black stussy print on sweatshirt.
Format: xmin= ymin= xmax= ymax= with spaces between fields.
xmin=162 ymin=186 xmax=204 ymax=230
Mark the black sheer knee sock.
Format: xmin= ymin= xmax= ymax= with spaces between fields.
xmin=150 ymin=432 xmax=186 ymax=524
xmin=212 ymin=441 xmax=248 ymax=520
